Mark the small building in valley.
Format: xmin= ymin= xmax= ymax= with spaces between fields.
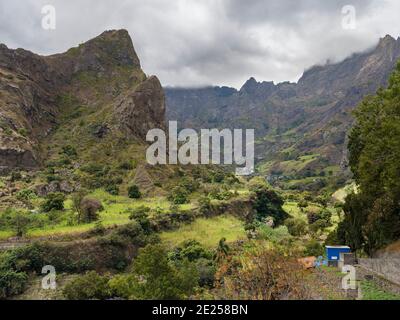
xmin=326 ymin=245 xmax=351 ymax=267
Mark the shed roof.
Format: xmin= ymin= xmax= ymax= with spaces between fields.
xmin=325 ymin=246 xmax=350 ymax=249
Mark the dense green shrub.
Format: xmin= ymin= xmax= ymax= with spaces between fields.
xmin=179 ymin=178 xmax=200 ymax=193
xmin=304 ymin=240 xmax=324 ymax=257
xmin=256 ymin=225 xmax=292 ymax=244
xmin=169 ymin=240 xmax=213 ymax=262
xmin=307 ymin=210 xmax=332 ymax=233
xmin=63 ymin=272 xmax=112 ymax=300
xmin=105 ymin=184 xmax=119 ymax=195
xmin=168 ymin=186 xmax=190 ymax=205
xmin=128 ymin=206 xmax=151 ymax=234
xmin=198 ymin=196 xmax=213 ymax=215
xmin=0 ymin=270 xmax=28 ymax=299
xmin=128 ymin=185 xmax=141 ymax=199
xmin=109 ymin=244 xmax=198 ymax=300
xmin=41 ymin=193 xmax=65 ymax=212
xmin=195 ymin=258 xmax=216 ymax=287
xmin=118 ymin=161 xmax=133 ymax=170
xmin=285 ymin=218 xmax=308 ymax=237
xmin=0 ymin=209 xmax=33 ymax=237
xmin=16 ymin=189 xmax=36 ymax=202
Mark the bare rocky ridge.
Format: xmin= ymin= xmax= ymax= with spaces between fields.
xmin=0 ymin=30 xmax=165 ymax=172
xmin=165 ymin=35 xmax=400 ymax=180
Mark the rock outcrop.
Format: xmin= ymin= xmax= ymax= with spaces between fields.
xmin=0 ymin=30 xmax=165 ymax=172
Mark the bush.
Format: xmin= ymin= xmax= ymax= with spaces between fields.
xmin=128 ymin=185 xmax=141 ymax=199
xmin=212 ymin=172 xmax=225 ymax=183
xmin=179 ymin=178 xmax=200 ymax=193
xmin=63 ymin=271 xmax=112 ymax=300
xmin=0 ymin=209 xmax=32 ymax=237
xmin=41 ymin=193 xmax=65 ymax=212
xmin=168 ymin=186 xmax=190 ymax=205
xmin=198 ymin=197 xmax=213 ymax=215
xmin=216 ymin=247 xmax=310 ymax=300
xmin=285 ymin=218 xmax=308 ymax=237
xmin=170 ymin=240 xmax=212 ymax=262
xmin=307 ymin=210 xmax=332 ymax=233
xmin=89 ymin=222 xmax=106 ymax=236
xmin=128 ymin=206 xmax=151 ymax=234
xmin=105 ymin=184 xmax=119 ymax=196
xmin=118 ymin=161 xmax=133 ymax=170
xmin=113 ymin=222 xmax=150 ymax=246
xmin=16 ymin=189 xmax=36 ymax=202
xmin=0 ymin=270 xmax=28 ymax=299
xmin=256 ymin=225 xmax=292 ymax=244
xmin=304 ymin=240 xmax=324 ymax=257
xmin=195 ymin=258 xmax=216 ymax=287
xmin=11 ymin=212 xmax=32 ymax=237
xmin=168 ymin=240 xmax=215 ymax=288
xmin=108 ymin=244 xmax=198 ymax=300
xmin=61 ymin=145 xmax=77 ymax=157
xmin=10 ymin=171 xmax=22 ymax=182
xmin=297 ymin=200 xmax=309 ymax=211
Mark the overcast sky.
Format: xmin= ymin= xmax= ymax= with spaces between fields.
xmin=1 ymin=0 xmax=400 ymax=88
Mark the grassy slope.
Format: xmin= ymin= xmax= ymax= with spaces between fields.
xmin=0 ymin=189 xmax=195 ymax=240
xmin=361 ymin=281 xmax=400 ymax=300
xmin=160 ymin=215 xmax=246 ymax=248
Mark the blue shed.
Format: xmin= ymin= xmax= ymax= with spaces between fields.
xmin=325 ymin=246 xmax=351 ymax=266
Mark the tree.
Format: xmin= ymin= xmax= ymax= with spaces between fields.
xmin=71 ymin=189 xmax=88 ymax=224
xmin=10 ymin=211 xmax=31 ymax=238
xmin=250 ymin=184 xmax=288 ymax=225
xmin=109 ymin=244 xmax=198 ymax=300
xmin=41 ymin=193 xmax=65 ymax=212
xmin=128 ymin=184 xmax=141 ymax=199
xmin=80 ymin=198 xmax=103 ymax=223
xmin=338 ymin=62 xmax=400 ymax=253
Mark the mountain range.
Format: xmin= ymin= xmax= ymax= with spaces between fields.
xmin=165 ymin=35 xmax=400 ymax=189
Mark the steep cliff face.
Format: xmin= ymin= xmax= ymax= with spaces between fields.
xmin=165 ymin=35 xmax=400 ymax=182
xmin=0 ymin=30 xmax=165 ymax=172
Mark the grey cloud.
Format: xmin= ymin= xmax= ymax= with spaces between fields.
xmin=0 ymin=0 xmax=399 ymax=88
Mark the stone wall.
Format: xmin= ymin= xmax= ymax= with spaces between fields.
xmin=358 ymin=258 xmax=400 ymax=285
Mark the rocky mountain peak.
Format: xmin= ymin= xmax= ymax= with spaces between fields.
xmin=377 ymin=34 xmax=397 ymax=48
xmin=0 ymin=30 xmax=165 ymax=171
xmin=45 ymin=29 xmax=141 ymax=78
xmin=240 ymin=77 xmax=258 ymax=93
xmin=239 ymin=77 xmax=276 ymax=99
xmin=78 ymin=29 xmax=141 ymax=68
